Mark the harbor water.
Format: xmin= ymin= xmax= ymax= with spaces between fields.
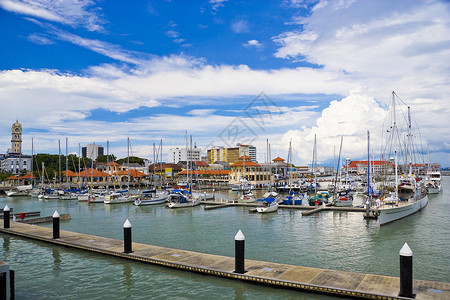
xmin=1 ymin=178 xmax=449 ymax=299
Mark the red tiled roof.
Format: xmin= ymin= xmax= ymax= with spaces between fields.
xmin=230 ymin=161 xmax=261 ymax=167
xmin=62 ymin=170 xmax=78 ymax=177
xmin=79 ymin=168 xmax=108 ymax=178
xmin=347 ymin=160 xmax=393 ymax=168
xmin=273 ymin=157 xmax=285 ymax=162
xmin=238 ymin=155 xmax=252 ymax=160
xmin=107 ymin=162 xmax=120 ymax=166
xmin=19 ymin=172 xmax=36 ymax=179
xmin=193 ymin=161 xmax=209 ymax=166
xmin=114 ymin=169 xmax=147 ymax=177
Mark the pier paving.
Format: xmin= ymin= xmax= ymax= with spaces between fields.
xmin=1 ymin=222 xmax=448 ymax=299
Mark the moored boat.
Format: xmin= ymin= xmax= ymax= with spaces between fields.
xmin=365 ymin=92 xmax=428 ymax=225
xmin=166 ymin=189 xmax=201 ymax=208
xmin=256 ymin=196 xmax=278 ymax=213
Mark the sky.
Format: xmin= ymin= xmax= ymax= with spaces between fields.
xmin=0 ymin=0 xmax=449 ymax=167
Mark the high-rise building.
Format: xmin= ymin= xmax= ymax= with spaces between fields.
xmin=168 ymin=146 xmax=201 ymax=164
xmin=206 ymin=144 xmax=257 ymax=164
xmin=82 ymin=144 xmax=104 ymax=160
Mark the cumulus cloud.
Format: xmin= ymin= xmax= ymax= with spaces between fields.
xmin=244 ymin=39 xmax=262 ymax=48
xmin=276 ymin=93 xmax=387 ymax=165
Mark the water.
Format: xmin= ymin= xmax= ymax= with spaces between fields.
xmin=1 ymin=178 xmax=449 ymax=299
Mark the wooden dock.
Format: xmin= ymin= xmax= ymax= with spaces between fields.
xmin=0 ymin=222 xmax=448 ymax=299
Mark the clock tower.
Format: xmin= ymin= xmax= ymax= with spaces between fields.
xmin=11 ymin=120 xmax=22 ymax=154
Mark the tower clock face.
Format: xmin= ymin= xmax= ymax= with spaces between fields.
xmin=15 ymin=128 xmax=20 ymax=132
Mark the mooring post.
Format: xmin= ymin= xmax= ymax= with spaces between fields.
xmin=53 ymin=211 xmax=60 ymax=239
xmin=123 ymin=219 xmax=132 ymax=253
xmin=399 ymin=242 xmax=414 ymax=298
xmin=3 ymin=205 xmax=10 ymax=229
xmin=234 ymin=230 xmax=245 ymax=274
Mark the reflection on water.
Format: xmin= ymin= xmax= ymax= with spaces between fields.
xmin=52 ymin=247 xmax=61 ymax=272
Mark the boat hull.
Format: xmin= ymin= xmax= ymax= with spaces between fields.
xmin=377 ymin=195 xmax=428 ymax=225
xmin=256 ymin=204 xmax=278 ymax=213
xmin=427 ymin=186 xmax=442 ymax=194
xmin=167 ymin=199 xmax=201 ymax=208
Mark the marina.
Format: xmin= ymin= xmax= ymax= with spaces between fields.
xmin=0 ymin=178 xmax=448 ymax=299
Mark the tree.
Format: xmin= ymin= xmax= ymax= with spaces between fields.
xmin=116 ymin=156 xmax=145 ymax=166
xmin=96 ymin=154 xmax=117 ymax=163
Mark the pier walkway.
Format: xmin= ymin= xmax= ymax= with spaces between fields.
xmin=1 ymin=222 xmax=448 ymax=299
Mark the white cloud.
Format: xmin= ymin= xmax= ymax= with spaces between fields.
xmin=27 ymin=33 xmax=54 ymax=45
xmin=209 ymin=0 xmax=228 ymax=11
xmin=231 ymin=20 xmax=250 ymax=33
xmin=52 ymin=30 xmax=144 ymax=65
xmin=276 ymin=93 xmax=387 ymax=165
xmin=244 ymin=39 xmax=262 ymax=48
xmin=0 ymin=0 xmax=105 ymax=31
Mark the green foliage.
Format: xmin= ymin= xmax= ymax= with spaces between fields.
xmin=116 ymin=156 xmax=145 ymax=166
xmin=33 ymin=153 xmax=92 ymax=181
xmin=96 ymin=154 xmax=117 ymax=163
xmin=0 ymin=170 xmax=12 ymax=182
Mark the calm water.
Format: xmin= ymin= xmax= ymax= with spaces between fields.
xmin=1 ymin=178 xmax=449 ymax=299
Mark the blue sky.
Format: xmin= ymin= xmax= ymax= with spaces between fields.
xmin=0 ymin=0 xmax=449 ymax=166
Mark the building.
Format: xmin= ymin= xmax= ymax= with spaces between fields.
xmin=229 ymin=155 xmax=271 ymax=185
xmin=0 ymin=120 xmax=32 ymax=175
xmin=168 ymin=146 xmax=201 ymax=164
xmin=206 ymin=144 xmax=257 ymax=164
xmin=82 ymin=144 xmax=104 ymax=160
xmin=346 ymin=160 xmax=394 ymax=175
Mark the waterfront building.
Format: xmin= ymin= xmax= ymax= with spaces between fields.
xmin=0 ymin=120 xmax=32 ymax=175
xmin=168 ymin=146 xmax=201 ymax=164
xmin=229 ymin=155 xmax=270 ymax=185
xmin=346 ymin=160 xmax=394 ymax=175
xmin=206 ymin=144 xmax=257 ymax=164
xmin=148 ymin=163 xmax=183 ymax=180
xmin=82 ymin=144 xmax=104 ymax=160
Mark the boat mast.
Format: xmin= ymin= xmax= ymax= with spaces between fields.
xmin=160 ymin=139 xmax=163 ymax=189
xmin=333 ymin=137 xmax=343 ymax=202
xmin=78 ymin=143 xmax=81 ymax=190
xmin=31 ymin=137 xmax=34 ymax=186
xmin=127 ymin=137 xmax=130 ymax=192
xmin=313 ymin=134 xmax=317 ymax=194
xmin=58 ymin=139 xmax=61 ymax=187
xmin=66 ymin=137 xmax=69 ymax=189
xmin=41 ymin=161 xmax=45 ymax=186
xmin=367 ymin=131 xmax=370 ymax=201
xmin=106 ymin=140 xmax=110 ymax=191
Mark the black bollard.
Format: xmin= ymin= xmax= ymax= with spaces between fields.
xmin=234 ymin=230 xmax=245 ymax=274
xmin=399 ymin=242 xmax=414 ymax=298
xmin=53 ymin=211 xmax=60 ymax=239
xmin=3 ymin=205 xmax=10 ymax=229
xmin=123 ymin=219 xmax=132 ymax=253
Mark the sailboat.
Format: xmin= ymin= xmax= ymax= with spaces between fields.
xmin=366 ymin=92 xmax=428 ymax=225
xmin=166 ymin=135 xmax=201 ymax=209
xmin=104 ymin=138 xmax=138 ymax=204
xmin=308 ymin=135 xmax=328 ymax=206
xmin=282 ymin=139 xmax=305 ymax=205
xmin=134 ymin=141 xmax=168 ymax=206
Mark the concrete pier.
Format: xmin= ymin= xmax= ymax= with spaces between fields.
xmin=1 ymin=222 xmax=448 ymax=299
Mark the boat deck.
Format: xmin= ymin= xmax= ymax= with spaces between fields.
xmin=1 ymin=222 xmax=448 ymax=299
